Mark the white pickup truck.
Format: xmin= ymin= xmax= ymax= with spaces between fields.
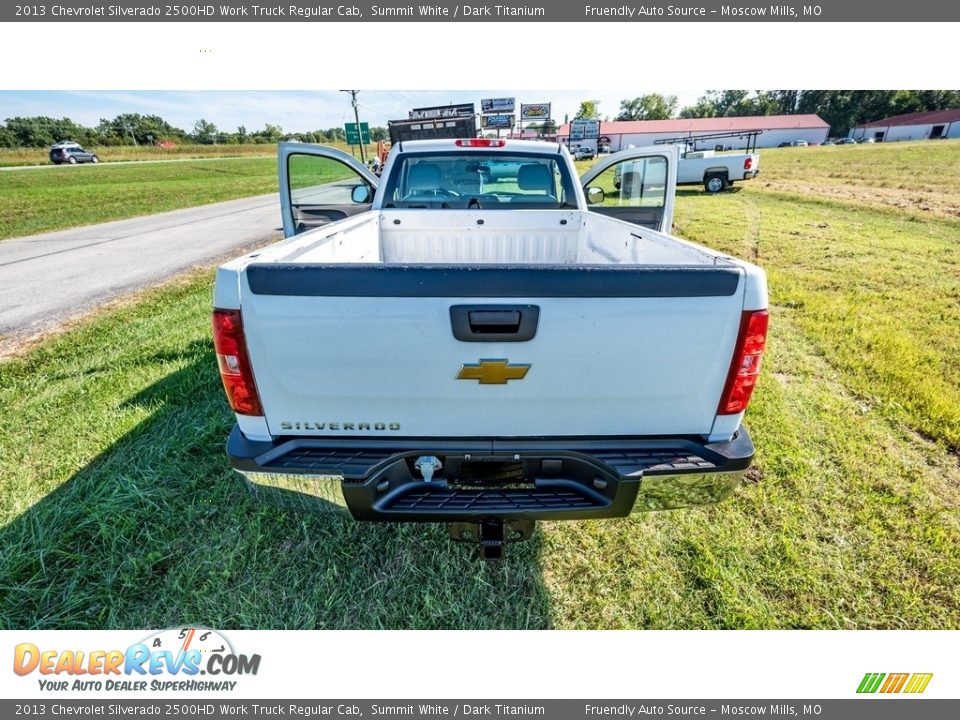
xmin=616 ymin=144 xmax=760 ymax=193
xmin=213 ymin=139 xmax=768 ymax=557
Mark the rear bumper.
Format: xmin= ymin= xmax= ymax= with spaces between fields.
xmin=227 ymin=425 xmax=754 ymax=521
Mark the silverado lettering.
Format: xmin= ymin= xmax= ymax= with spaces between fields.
xmin=279 ymin=422 xmax=401 ymax=431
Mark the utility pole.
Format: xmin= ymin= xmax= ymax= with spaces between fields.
xmin=341 ymin=89 xmax=366 ymax=164
xmin=117 ymin=123 xmax=138 ymax=146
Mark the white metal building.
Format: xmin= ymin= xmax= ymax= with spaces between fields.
xmin=849 ymin=109 xmax=960 ymax=142
xmin=557 ymin=115 xmax=830 ymax=151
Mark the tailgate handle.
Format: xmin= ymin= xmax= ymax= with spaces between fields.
xmin=469 ymin=310 xmax=520 ymax=332
xmin=450 ymin=305 xmax=540 ymax=342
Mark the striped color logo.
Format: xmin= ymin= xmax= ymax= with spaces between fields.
xmin=857 ymin=673 xmax=933 ymax=694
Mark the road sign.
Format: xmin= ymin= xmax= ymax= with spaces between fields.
xmin=345 ymin=122 xmax=370 ymax=144
xmin=569 ymin=119 xmax=600 ymax=141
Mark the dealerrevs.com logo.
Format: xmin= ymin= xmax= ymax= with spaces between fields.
xmin=13 ymin=627 xmax=261 ymax=692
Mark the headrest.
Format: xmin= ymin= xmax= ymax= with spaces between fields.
xmin=517 ymin=163 xmax=553 ymax=192
xmin=407 ymin=163 xmax=441 ymax=192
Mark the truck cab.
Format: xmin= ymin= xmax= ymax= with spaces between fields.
xmin=614 ymin=142 xmax=760 ymax=193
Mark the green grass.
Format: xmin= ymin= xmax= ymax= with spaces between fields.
xmin=0 ymin=142 xmax=376 ymax=167
xmin=1 ymin=142 xmax=960 ymax=628
xmin=0 ymin=158 xmax=278 ymax=240
xmin=0 ymin=144 xmax=381 ymax=241
xmin=677 ymin=185 xmax=960 ymax=453
xmin=755 ymin=141 xmax=960 ymax=220
xmin=288 ymin=153 xmax=361 ymax=193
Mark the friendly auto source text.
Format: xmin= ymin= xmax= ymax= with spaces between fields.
xmin=584 ymin=5 xmax=820 ymax=17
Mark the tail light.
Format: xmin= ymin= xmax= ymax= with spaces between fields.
xmin=717 ymin=310 xmax=769 ymax=415
xmin=744 ymin=156 xmax=753 ymax=170
xmin=455 ymin=138 xmax=506 ymax=147
xmin=212 ymin=308 xmax=263 ymax=416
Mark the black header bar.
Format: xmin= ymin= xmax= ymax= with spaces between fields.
xmin=4 ymin=1 xmax=955 ymax=22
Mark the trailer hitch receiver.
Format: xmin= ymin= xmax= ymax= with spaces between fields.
xmin=448 ymin=518 xmax=536 ymax=560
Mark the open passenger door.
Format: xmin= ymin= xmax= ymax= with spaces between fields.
xmin=579 ymin=145 xmax=677 ymax=234
xmin=279 ymin=142 xmax=379 ymax=237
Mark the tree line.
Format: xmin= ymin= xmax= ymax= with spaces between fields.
xmin=4 ymin=91 xmax=959 ymax=148
xmin=0 ymin=113 xmax=391 ymax=148
xmin=574 ymin=90 xmax=960 ymax=136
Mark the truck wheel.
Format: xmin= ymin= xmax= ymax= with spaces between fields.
xmin=68 ymin=156 xmax=78 ymax=165
xmin=704 ymin=175 xmax=726 ymax=193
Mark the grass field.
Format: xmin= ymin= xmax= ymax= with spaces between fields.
xmin=0 ymin=142 xmax=374 ymax=167
xmin=1 ymin=142 xmax=959 ymax=629
xmin=4 ymin=138 xmax=954 ymax=242
xmin=755 ymin=141 xmax=960 ymax=220
xmin=0 ymin=157 xmax=277 ymax=240
xmin=0 ymin=144 xmax=381 ymax=241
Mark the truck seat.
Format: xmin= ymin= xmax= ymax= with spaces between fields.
xmin=517 ymin=164 xmax=555 ymax=199
xmin=405 ymin=163 xmax=442 ymax=195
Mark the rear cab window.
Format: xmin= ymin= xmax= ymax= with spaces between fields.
xmin=381 ymin=151 xmax=578 ymax=209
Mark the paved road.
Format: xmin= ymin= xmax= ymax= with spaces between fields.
xmin=0 ymin=194 xmax=281 ymax=349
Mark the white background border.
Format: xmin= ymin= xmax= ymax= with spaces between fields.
xmin=2 ymin=630 xmax=955 ymax=698
xmin=1 ymin=22 xmax=958 ymax=91
xmin=1 ymin=18 xmax=956 ymax=702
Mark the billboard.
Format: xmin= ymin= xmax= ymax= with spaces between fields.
xmin=409 ymin=103 xmax=474 ymax=120
xmin=569 ymin=119 xmax=601 ymax=141
xmin=481 ymin=97 xmax=515 ymax=113
xmin=481 ymin=114 xmax=514 ymax=129
xmin=521 ymin=103 xmax=551 ymax=120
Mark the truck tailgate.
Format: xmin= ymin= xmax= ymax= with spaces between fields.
xmin=239 ymin=264 xmax=745 ymax=438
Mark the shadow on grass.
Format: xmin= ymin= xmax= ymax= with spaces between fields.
xmin=0 ymin=340 xmax=551 ymax=629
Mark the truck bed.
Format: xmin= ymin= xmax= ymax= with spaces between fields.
xmin=244 ymin=209 xmax=727 ymax=267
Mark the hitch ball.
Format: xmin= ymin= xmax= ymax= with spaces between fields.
xmin=414 ymin=456 xmax=443 ymax=483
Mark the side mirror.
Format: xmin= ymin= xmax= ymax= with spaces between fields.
xmin=586 ymin=186 xmax=605 ymax=205
xmin=351 ymin=185 xmax=372 ymax=204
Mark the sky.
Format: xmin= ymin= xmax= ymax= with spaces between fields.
xmin=0 ymin=90 xmax=707 ymax=132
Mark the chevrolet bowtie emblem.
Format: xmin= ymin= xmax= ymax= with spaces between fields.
xmin=457 ymin=359 xmax=531 ymax=385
